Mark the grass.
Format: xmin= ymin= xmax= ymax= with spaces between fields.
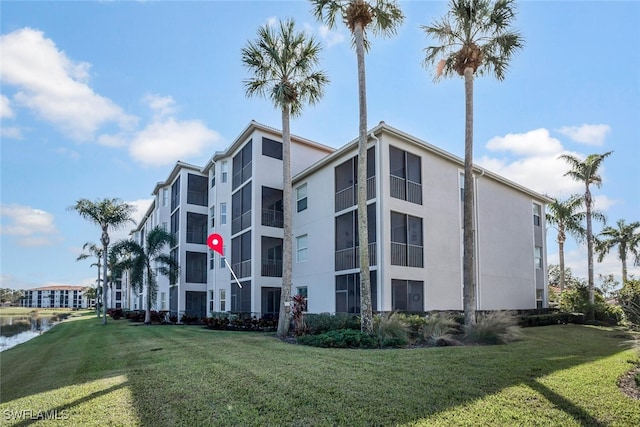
xmin=0 ymin=312 xmax=639 ymax=426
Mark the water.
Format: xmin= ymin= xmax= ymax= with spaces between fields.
xmin=0 ymin=316 xmax=53 ymax=352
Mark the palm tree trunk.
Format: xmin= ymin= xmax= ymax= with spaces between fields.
xmin=585 ymin=187 xmax=595 ymax=320
xmin=278 ymin=104 xmax=293 ymax=337
xmin=620 ymin=245 xmax=628 ymax=283
xmin=462 ymin=66 xmax=476 ymax=326
xmin=145 ymin=265 xmax=152 ymax=325
xmin=101 ymin=229 xmax=109 ymax=325
xmin=558 ymin=232 xmax=566 ymax=294
xmin=354 ymin=21 xmax=373 ymax=334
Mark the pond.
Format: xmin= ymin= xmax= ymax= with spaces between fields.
xmin=0 ymin=310 xmax=61 ymax=352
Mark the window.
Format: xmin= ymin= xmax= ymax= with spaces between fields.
xmin=335 ymin=271 xmax=377 ymax=313
xmin=187 ymin=174 xmax=208 ymax=206
xmin=186 ymin=212 xmax=207 ymax=244
xmin=262 ymin=186 xmax=283 ymax=228
xmin=296 ymin=234 xmax=308 ymax=262
xmin=391 ymin=211 xmax=424 ymax=267
xmin=210 ymin=206 xmax=215 ymax=228
xmin=296 ymin=183 xmax=308 ymax=212
xmin=161 ymin=292 xmax=166 ymax=310
xmin=171 ymin=176 xmax=180 ymax=211
xmin=162 ymin=188 xmax=169 ymax=207
xmin=262 ymin=137 xmax=283 ymax=160
xmin=296 ymin=286 xmax=308 ymax=312
xmin=389 ymin=146 xmax=422 ymax=204
xmin=232 ymin=184 xmax=252 ymax=234
xmin=220 ymin=246 xmax=226 ymax=268
xmin=162 ymin=222 xmax=168 ymax=232
xmin=186 ymin=251 xmax=207 ymax=283
xmin=220 ymin=289 xmax=226 ymax=312
xmin=221 ymin=161 xmax=228 ymax=183
xmin=391 ymin=279 xmax=424 ymax=311
xmin=209 ymin=290 xmax=214 ymax=312
xmin=220 ymin=203 xmax=227 ymax=225
xmin=232 ymin=141 xmax=252 ymax=190
xmin=533 ymin=204 xmax=541 ymax=227
xmin=460 ymin=172 xmax=465 ymax=202
xmin=210 ymin=250 xmax=215 ymax=270
xmin=536 ymin=289 xmax=544 ymax=309
xmin=534 ymin=246 xmax=543 ymax=269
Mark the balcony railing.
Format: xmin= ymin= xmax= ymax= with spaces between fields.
xmin=261 ymin=259 xmax=283 ymax=277
xmin=391 ymin=242 xmax=424 ymax=267
xmin=232 ymin=210 xmax=252 ymax=234
xmin=334 ymin=176 xmax=376 ymax=212
xmin=390 ymin=175 xmax=422 ymax=205
xmin=261 ymin=208 xmax=283 ymax=228
xmin=231 ymin=260 xmax=252 ymax=279
xmin=335 ymin=242 xmax=377 ymax=271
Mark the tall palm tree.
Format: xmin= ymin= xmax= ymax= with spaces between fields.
xmin=422 ymin=0 xmax=523 ymax=326
xmin=546 ymin=195 xmax=605 ymax=293
xmin=111 ymin=226 xmax=178 ymax=325
xmin=71 ymin=198 xmax=135 ymax=324
xmin=242 ymin=18 xmax=328 ymax=336
xmin=560 ymin=151 xmax=613 ymax=319
xmin=76 ymin=241 xmax=103 ymax=317
xmin=311 ymin=0 xmax=404 ymax=334
xmin=596 ymin=219 xmax=640 ymax=283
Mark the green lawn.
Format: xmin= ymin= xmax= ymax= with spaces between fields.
xmin=1 ymin=313 xmax=638 ymax=426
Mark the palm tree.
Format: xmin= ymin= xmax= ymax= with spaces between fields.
xmin=596 ymin=219 xmax=640 ymax=283
xmin=242 ymin=18 xmax=329 ymax=336
xmin=546 ymin=195 xmax=605 ymax=293
xmin=311 ymin=0 xmax=404 ymax=334
xmin=560 ymin=151 xmax=613 ymax=319
xmin=422 ymin=0 xmax=523 ymax=326
xmin=110 ymin=226 xmax=178 ymax=325
xmin=76 ymin=241 xmax=103 ymax=317
xmin=71 ymin=198 xmax=135 ymax=324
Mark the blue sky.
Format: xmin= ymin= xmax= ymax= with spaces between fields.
xmin=1 ymin=0 xmax=638 ymax=291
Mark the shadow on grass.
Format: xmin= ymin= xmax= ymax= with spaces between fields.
xmin=0 ymin=319 xmax=636 ymax=426
xmin=527 ymin=380 xmax=605 ymax=427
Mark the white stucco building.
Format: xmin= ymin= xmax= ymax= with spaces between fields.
xmin=126 ymin=121 xmax=550 ymax=318
xmin=21 ymin=285 xmax=90 ymax=309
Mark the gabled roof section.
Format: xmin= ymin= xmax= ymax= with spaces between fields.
xmin=201 ymin=120 xmax=335 ymax=173
xmin=293 ymin=121 xmax=552 ymax=204
xmin=28 ymin=285 xmax=87 ymax=291
xmin=152 ymin=161 xmax=204 ymax=196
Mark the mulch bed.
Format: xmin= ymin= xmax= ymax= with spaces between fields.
xmin=618 ymin=366 xmax=640 ymax=400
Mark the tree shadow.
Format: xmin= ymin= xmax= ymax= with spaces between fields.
xmin=527 ymin=380 xmax=605 ymax=427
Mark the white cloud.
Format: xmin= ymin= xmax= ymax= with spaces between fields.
xmin=54 ymin=147 xmax=80 ymax=160
xmin=557 ymin=124 xmax=611 ymax=146
xmin=97 ymin=133 xmax=128 ymax=148
xmin=319 ymin=25 xmax=345 ymax=47
xmin=486 ymin=128 xmax=563 ymax=156
xmin=142 ymin=93 xmax=177 ymax=121
xmin=129 ymin=118 xmax=222 ymax=167
xmin=0 ymin=28 xmax=136 ymax=141
xmin=107 ymin=198 xmax=154 ymax=243
xmin=1 ymin=126 xmax=23 ymax=140
xmin=549 ymin=246 xmax=640 ymax=287
xmin=267 ymin=16 xmax=277 ymax=27
xmin=0 ymin=204 xmax=61 ymax=246
xmin=0 ymin=94 xmax=14 ymax=119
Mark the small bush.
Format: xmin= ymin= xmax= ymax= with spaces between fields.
xmin=464 ymin=311 xmax=522 ymax=345
xmin=393 ymin=313 xmax=428 ymax=342
xmin=304 ymin=313 xmax=360 ymax=335
xmin=422 ymin=313 xmax=461 ymax=346
xmin=373 ymin=312 xmax=409 ymax=347
xmin=107 ymin=308 xmax=124 ymax=320
xmin=297 ymin=329 xmax=376 ymax=348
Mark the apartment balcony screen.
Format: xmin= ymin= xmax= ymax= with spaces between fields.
xmin=232 ymin=184 xmax=252 ymax=234
xmin=232 ymin=140 xmax=252 ymax=190
xmin=171 ymin=176 xmax=180 ymax=211
xmin=389 ymin=146 xmax=422 ymax=205
xmin=335 ymin=271 xmax=377 ymax=314
xmin=186 ymin=212 xmax=207 ymax=244
xmin=390 ymin=211 xmax=424 ymax=268
xmin=334 ymin=148 xmax=376 ymax=212
xmin=261 ymin=236 xmax=283 ymax=277
xmin=335 ymin=204 xmax=376 ymax=271
xmin=231 ymin=281 xmax=251 ymax=312
xmin=232 ymin=231 xmax=252 ymax=279
xmin=185 ymin=251 xmax=207 ymax=283
xmin=262 ymin=137 xmax=283 ymax=160
xmin=187 ymin=174 xmax=208 ymax=206
xmin=261 ymin=186 xmax=283 ymax=228
xmin=391 ymin=279 xmax=424 ymax=311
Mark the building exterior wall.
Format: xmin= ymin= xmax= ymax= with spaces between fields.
xmin=21 ymin=287 xmax=89 ymax=309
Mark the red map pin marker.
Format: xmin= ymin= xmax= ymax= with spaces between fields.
xmin=207 ymin=233 xmax=224 ymax=255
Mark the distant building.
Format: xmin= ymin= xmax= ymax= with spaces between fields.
xmin=124 ymin=121 xmax=550 ymax=319
xmin=21 ymin=285 xmax=89 ymax=309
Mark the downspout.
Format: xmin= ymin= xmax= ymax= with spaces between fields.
xmin=370 ymin=132 xmax=381 ymax=312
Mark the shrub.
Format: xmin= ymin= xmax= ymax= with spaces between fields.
xmin=393 ymin=313 xmax=428 ymax=342
xmin=422 ymin=313 xmax=461 ymax=346
xmin=619 ymin=279 xmax=640 ymax=329
xmin=297 ymin=329 xmax=376 ymax=348
xmin=373 ymin=312 xmax=409 ymax=347
xmin=304 ymin=313 xmax=360 ymax=335
xmin=292 ymin=294 xmax=307 ymax=336
xmin=107 ymin=308 xmax=124 ymax=320
xmin=464 ymin=311 xmax=522 ymax=345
